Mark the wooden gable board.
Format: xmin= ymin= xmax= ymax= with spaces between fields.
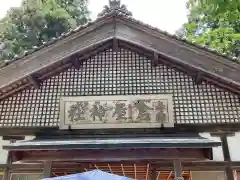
xmin=0 ymin=13 xmax=239 ymax=99
xmin=114 ymin=17 xmax=240 ymax=86
xmin=0 ymin=16 xmax=115 ymax=89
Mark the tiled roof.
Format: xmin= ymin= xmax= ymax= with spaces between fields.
xmin=0 ymin=1 xmax=239 ymax=68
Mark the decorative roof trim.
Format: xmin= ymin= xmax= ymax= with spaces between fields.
xmin=0 ymin=3 xmax=238 ymax=69
xmin=98 ymin=0 xmax=132 ymax=17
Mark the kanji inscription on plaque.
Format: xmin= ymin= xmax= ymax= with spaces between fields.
xmin=60 ymin=95 xmax=173 ymax=129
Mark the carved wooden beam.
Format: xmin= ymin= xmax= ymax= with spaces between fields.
xmin=71 ymin=54 xmax=82 ymax=70
xmin=118 ymin=41 xmax=152 ymax=57
xmin=113 ymin=38 xmax=119 ymax=52
xmin=194 ymin=71 xmax=203 ymax=85
xmin=71 ymin=43 xmax=111 ymax=70
xmin=152 ymin=52 xmax=159 ymax=67
xmin=27 ymin=75 xmax=40 ymax=89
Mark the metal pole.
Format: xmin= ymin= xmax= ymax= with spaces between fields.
xmin=43 ymin=161 xmax=52 ymax=178
xmin=173 ymin=160 xmax=184 ymax=180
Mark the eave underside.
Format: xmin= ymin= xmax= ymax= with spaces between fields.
xmin=0 ymin=39 xmax=239 ymax=100
xmin=4 ymin=162 xmax=240 ymax=180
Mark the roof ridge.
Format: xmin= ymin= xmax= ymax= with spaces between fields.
xmin=0 ymin=2 xmax=239 ymax=69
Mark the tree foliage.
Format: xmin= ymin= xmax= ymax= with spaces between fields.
xmin=0 ymin=0 xmax=90 ymax=61
xmin=179 ymin=0 xmax=240 ymax=60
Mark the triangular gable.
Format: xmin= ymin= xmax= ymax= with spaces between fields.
xmin=0 ymin=47 xmax=239 ymax=128
xmin=0 ymin=6 xmax=240 ymax=100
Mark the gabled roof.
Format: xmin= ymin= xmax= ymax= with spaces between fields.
xmin=0 ymin=2 xmax=240 ymax=99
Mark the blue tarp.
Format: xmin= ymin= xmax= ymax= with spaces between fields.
xmin=42 ymin=170 xmax=135 ymax=180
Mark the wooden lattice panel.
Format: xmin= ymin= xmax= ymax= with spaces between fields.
xmin=0 ymin=48 xmax=239 ymax=127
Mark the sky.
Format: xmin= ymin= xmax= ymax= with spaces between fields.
xmin=0 ymin=0 xmax=188 ymax=34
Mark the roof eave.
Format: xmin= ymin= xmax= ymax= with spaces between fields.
xmin=0 ymin=13 xmax=239 ymax=99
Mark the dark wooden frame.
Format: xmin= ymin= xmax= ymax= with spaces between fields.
xmin=9 ymin=148 xmax=212 ymax=162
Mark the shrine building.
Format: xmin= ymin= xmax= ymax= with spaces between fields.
xmin=0 ymin=1 xmax=240 ymax=180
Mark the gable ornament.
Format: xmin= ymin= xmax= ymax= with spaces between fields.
xmin=98 ymin=0 xmax=132 ymax=17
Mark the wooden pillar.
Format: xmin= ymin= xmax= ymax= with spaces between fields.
xmin=173 ymin=160 xmax=184 ymax=180
xmin=43 ymin=161 xmax=52 ymax=178
xmin=3 ymin=152 xmax=11 ymax=180
xmin=3 ymin=139 xmax=16 ymax=180
xmin=150 ymin=166 xmax=157 ymax=180
xmin=221 ymin=135 xmax=234 ymax=180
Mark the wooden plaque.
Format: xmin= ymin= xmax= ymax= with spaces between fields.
xmin=59 ymin=94 xmax=174 ymax=129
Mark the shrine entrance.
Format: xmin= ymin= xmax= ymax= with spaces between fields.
xmin=3 ymin=135 xmax=220 ymax=180
xmin=6 ymin=161 xmax=228 ymax=180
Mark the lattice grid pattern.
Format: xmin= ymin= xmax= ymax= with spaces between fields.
xmin=0 ymin=48 xmax=239 ymax=127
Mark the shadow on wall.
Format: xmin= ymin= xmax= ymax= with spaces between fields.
xmin=191 ymin=171 xmax=226 ymax=180
xmin=0 ymin=136 xmax=35 ymax=164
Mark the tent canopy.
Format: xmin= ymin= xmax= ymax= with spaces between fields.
xmin=42 ymin=170 xmax=134 ymax=180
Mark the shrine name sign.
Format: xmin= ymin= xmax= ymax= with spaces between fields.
xmin=59 ymin=95 xmax=174 ymax=130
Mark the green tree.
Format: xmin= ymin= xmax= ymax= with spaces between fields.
xmin=0 ymin=0 xmax=90 ymax=61
xmin=179 ymin=0 xmax=240 ymax=61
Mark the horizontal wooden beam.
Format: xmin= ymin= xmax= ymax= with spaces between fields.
xmin=2 ymin=136 xmax=25 ymax=141
xmin=14 ymin=148 xmax=212 ymax=163
xmin=1 ymin=123 xmax=240 ymax=137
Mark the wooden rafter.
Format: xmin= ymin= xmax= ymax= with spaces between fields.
xmin=152 ymin=52 xmax=159 ymax=67
xmin=27 ymin=75 xmax=40 ymax=89
xmin=71 ymin=54 xmax=82 ymax=70
xmin=188 ymin=171 xmax=192 ymax=180
xmin=121 ymin=164 xmax=125 ymax=176
xmin=145 ymin=164 xmax=150 ymax=180
xmin=166 ymin=171 xmax=172 ymax=180
xmin=156 ymin=171 xmax=161 ymax=180
xmin=108 ymin=164 xmax=113 ymax=174
xmin=113 ymin=38 xmax=119 ymax=52
xmin=94 ymin=164 xmax=99 ymax=170
xmin=134 ymin=164 xmax=137 ymax=179
xmin=194 ymin=71 xmax=203 ymax=85
xmin=52 ymin=172 xmax=58 ymax=177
